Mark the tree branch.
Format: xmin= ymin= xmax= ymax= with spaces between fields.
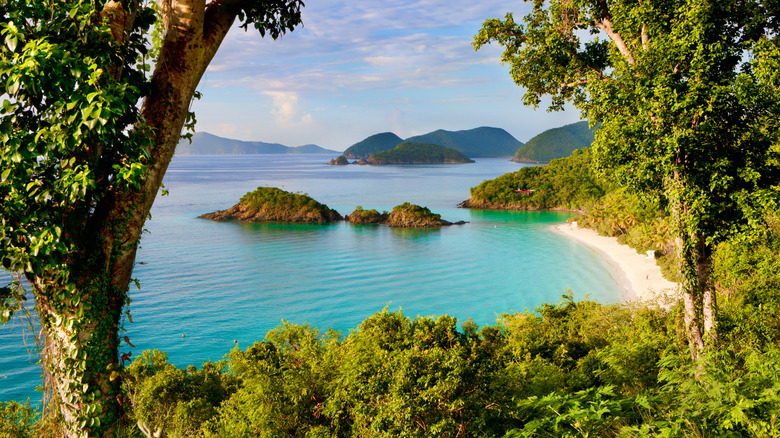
xmin=596 ymin=17 xmax=636 ymax=66
xmin=100 ymin=1 xmax=139 ymax=46
xmin=561 ymin=78 xmax=589 ymax=88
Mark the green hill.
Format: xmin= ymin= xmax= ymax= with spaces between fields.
xmin=512 ymin=121 xmax=597 ymax=162
xmin=289 ymin=144 xmax=337 ymax=154
xmin=176 ymin=132 xmax=339 ymax=155
xmin=342 ymin=132 xmax=404 ymax=159
xmin=367 ymin=142 xmax=475 ymax=164
xmin=462 ymin=148 xmax=606 ymax=211
xmin=405 ymin=127 xmax=522 ymax=158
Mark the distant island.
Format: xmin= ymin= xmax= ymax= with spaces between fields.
xmin=199 ymin=187 xmax=342 ymax=223
xmin=177 ymin=132 xmax=340 ymax=155
xmin=176 ymin=123 xmax=594 ymax=163
xmin=512 ymin=121 xmax=596 ymax=163
xmin=342 ymin=127 xmax=523 ymax=159
xmin=342 ymin=133 xmax=404 ymax=159
xmin=366 ymin=142 xmax=475 ymax=165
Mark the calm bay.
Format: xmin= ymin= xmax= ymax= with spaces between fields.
xmin=0 ymin=154 xmax=621 ymax=402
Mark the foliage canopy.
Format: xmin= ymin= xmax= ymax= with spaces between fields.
xmin=475 ymin=0 xmax=780 ymax=360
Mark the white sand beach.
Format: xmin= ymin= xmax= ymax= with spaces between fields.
xmin=553 ymin=223 xmax=679 ymax=306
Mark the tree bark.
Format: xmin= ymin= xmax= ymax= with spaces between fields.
xmin=36 ymin=271 xmax=126 ymax=436
xmin=38 ymin=1 xmax=240 ymax=435
xmin=668 ymin=171 xmax=706 ymax=362
xmin=697 ymin=232 xmax=717 ymax=343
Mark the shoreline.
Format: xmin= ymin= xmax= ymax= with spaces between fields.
xmin=551 ymin=223 xmax=679 ymax=306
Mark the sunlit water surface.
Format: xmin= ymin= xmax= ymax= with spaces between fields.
xmin=0 ymin=154 xmax=621 ymax=402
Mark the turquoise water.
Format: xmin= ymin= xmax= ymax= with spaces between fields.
xmin=0 ymin=155 xmax=620 ymax=402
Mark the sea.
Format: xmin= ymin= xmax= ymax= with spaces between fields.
xmin=0 ymin=154 xmax=622 ymax=403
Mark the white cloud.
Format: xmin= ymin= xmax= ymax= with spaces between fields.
xmin=264 ymin=91 xmax=300 ymax=121
xmin=202 ymin=0 xmax=532 ymax=97
xmin=190 ymin=0 xmax=579 ymax=149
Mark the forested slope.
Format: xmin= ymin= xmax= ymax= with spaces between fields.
xmin=461 ymin=148 xmax=606 ymax=211
xmin=367 ymin=142 xmax=475 ymax=164
xmin=342 ymin=132 xmax=404 ymax=159
xmin=512 ymin=121 xmax=597 ymax=163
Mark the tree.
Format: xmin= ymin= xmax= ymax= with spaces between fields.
xmin=0 ymin=0 xmax=304 ymax=435
xmin=475 ymin=0 xmax=780 ymax=361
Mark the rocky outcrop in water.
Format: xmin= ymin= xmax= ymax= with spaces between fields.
xmin=346 ymin=207 xmax=388 ymax=225
xmin=328 ymin=155 xmax=350 ymax=165
xmin=385 ymin=203 xmax=466 ymax=228
xmin=199 ymin=187 xmax=342 ymax=224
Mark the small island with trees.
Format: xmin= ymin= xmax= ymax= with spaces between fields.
xmin=199 ymin=187 xmax=343 ymax=223
xmin=346 ymin=202 xmax=466 ymax=227
xmin=367 ymin=142 xmax=474 ymax=165
xmin=200 ymin=188 xmax=465 ymax=228
xmin=330 ymin=142 xmax=475 ymax=165
xmin=345 ymin=206 xmax=388 ymax=224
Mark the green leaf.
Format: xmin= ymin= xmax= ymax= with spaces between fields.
xmin=5 ymin=35 xmax=17 ymax=52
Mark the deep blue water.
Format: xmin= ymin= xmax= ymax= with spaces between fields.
xmin=0 ymin=154 xmax=621 ymax=402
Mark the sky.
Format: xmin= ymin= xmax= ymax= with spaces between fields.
xmin=191 ymin=0 xmax=583 ymax=151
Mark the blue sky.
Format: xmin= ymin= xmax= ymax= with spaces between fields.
xmin=192 ymin=0 xmax=583 ymax=151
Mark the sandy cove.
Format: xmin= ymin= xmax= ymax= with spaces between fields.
xmin=552 ymin=223 xmax=679 ymax=306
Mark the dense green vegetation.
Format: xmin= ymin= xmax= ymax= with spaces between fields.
xmin=405 ymin=126 xmax=522 ymax=158
xmin=390 ymin=202 xmax=441 ymax=220
xmin=465 ymin=148 xmax=605 ymax=210
xmin=343 ymin=127 xmax=523 ymax=160
xmin=342 ymin=132 xmax=404 ymax=159
xmin=367 ymin=142 xmax=474 ymax=164
xmin=4 ymin=0 xmax=780 ymax=435
xmin=11 ymin=265 xmax=780 ymax=437
xmin=238 ymin=187 xmax=341 ymax=220
xmin=477 ymin=0 xmax=780 ymax=362
xmin=177 ymin=132 xmax=338 ymax=155
xmin=0 ymin=401 xmax=37 ymax=438
xmin=513 ymin=121 xmax=596 ymax=163
xmin=347 ymin=206 xmax=388 ymax=224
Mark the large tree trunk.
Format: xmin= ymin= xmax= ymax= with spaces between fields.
xmin=36 ymin=269 xmax=127 ymax=436
xmin=37 ymin=2 xmax=239 ymax=435
xmin=668 ymin=171 xmax=717 ymax=363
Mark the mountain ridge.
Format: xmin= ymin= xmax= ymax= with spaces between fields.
xmin=176 ymin=132 xmax=340 ymax=155
xmin=343 ymin=127 xmax=523 ymax=159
